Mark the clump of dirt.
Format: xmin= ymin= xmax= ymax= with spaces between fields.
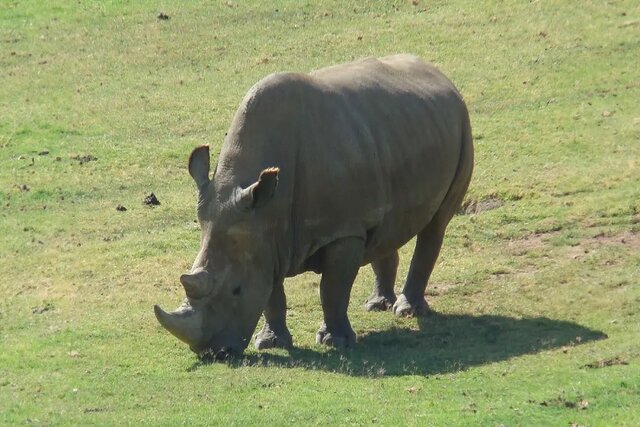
xmin=32 ymin=302 xmax=54 ymax=314
xmin=116 ymin=204 xmax=127 ymax=212
xmin=459 ymin=196 xmax=503 ymax=215
xmin=143 ymin=193 xmax=161 ymax=206
xmin=70 ymin=154 xmax=97 ymax=165
xmin=582 ymin=356 xmax=628 ymax=369
xmin=538 ymin=396 xmax=589 ymax=410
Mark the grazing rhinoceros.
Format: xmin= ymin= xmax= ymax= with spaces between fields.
xmin=154 ymin=54 xmax=473 ymax=358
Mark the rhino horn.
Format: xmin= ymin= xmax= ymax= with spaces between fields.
xmin=154 ymin=304 xmax=203 ymax=345
xmin=180 ymin=270 xmax=211 ymax=299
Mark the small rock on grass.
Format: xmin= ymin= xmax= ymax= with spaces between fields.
xmin=143 ymin=193 xmax=161 ymax=206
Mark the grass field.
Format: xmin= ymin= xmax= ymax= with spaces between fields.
xmin=1 ymin=0 xmax=639 ymax=425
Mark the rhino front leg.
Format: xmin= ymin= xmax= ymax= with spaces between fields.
xmin=365 ymin=251 xmax=398 ymax=311
xmin=254 ymin=278 xmax=293 ymax=350
xmin=316 ymin=237 xmax=364 ymax=348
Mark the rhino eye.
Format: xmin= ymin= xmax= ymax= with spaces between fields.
xmin=232 ymin=286 xmax=242 ymax=296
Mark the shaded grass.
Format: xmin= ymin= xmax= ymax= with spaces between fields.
xmin=208 ymin=313 xmax=608 ymax=378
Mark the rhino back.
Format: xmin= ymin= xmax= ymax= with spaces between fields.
xmin=217 ymin=55 xmax=469 ymax=275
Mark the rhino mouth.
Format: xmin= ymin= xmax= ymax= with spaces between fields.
xmin=154 ymin=303 xmax=249 ymax=360
xmin=197 ymin=346 xmax=241 ymax=362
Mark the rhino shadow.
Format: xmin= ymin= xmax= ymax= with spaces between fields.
xmin=190 ymin=313 xmax=607 ymax=376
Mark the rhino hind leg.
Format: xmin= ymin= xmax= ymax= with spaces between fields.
xmin=316 ymin=237 xmax=364 ymax=348
xmin=254 ymin=279 xmax=293 ymax=350
xmin=393 ymin=219 xmax=447 ymax=318
xmin=365 ymin=251 xmax=398 ymax=311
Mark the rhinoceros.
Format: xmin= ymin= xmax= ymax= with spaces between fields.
xmin=154 ymin=54 xmax=473 ymax=358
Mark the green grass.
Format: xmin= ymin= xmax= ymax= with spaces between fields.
xmin=1 ymin=0 xmax=639 ymax=425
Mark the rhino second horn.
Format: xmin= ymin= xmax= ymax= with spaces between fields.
xmin=180 ymin=272 xmax=210 ymax=298
xmin=154 ymin=304 xmax=202 ymax=345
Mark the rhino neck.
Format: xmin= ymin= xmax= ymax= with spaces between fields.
xmin=215 ymin=75 xmax=318 ymax=283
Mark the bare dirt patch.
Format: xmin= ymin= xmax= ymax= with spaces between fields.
xmin=509 ymin=230 xmax=639 ymax=259
xmin=501 ymin=230 xmax=638 ymax=281
xmin=507 ymin=231 xmax=560 ymax=256
xmin=591 ymin=231 xmax=640 ymax=250
xmin=569 ymin=231 xmax=640 ymax=260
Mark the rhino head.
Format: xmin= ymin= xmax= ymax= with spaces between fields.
xmin=154 ymin=145 xmax=280 ymax=359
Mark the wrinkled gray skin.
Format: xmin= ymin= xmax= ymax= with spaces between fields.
xmin=154 ymin=54 xmax=473 ymax=358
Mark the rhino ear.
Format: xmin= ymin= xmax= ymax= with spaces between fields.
xmin=188 ymin=145 xmax=210 ymax=192
xmin=238 ymin=167 xmax=279 ymax=210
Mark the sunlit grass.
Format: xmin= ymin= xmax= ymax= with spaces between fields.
xmin=1 ymin=0 xmax=639 ymax=425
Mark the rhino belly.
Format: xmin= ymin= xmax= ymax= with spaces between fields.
xmin=361 ymin=177 xmax=452 ymax=264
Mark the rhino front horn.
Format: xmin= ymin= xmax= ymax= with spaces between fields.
xmin=154 ymin=304 xmax=203 ymax=345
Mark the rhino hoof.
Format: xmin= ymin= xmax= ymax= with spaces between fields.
xmin=392 ymin=294 xmax=430 ymax=318
xmin=254 ymin=327 xmax=292 ymax=350
xmin=365 ymin=294 xmax=396 ymax=312
xmin=316 ymin=328 xmax=356 ymax=348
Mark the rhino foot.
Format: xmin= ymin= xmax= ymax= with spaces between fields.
xmin=392 ymin=294 xmax=430 ymax=317
xmin=365 ymin=294 xmax=397 ymax=312
xmin=254 ymin=325 xmax=292 ymax=350
xmin=316 ymin=324 xmax=356 ymax=348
